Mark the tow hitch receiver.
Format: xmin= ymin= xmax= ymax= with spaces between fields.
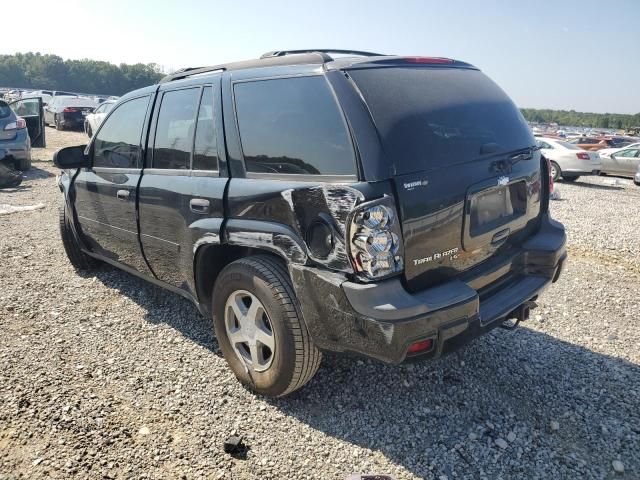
xmin=501 ymin=300 xmax=537 ymax=330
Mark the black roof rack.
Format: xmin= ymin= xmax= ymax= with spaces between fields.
xmin=260 ymin=49 xmax=386 ymax=60
xmin=159 ymin=50 xmax=386 ymax=84
xmin=159 ymin=65 xmax=226 ymax=84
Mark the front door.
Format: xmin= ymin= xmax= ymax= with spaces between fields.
xmin=138 ymin=79 xmax=226 ymax=293
xmin=618 ymin=149 xmax=640 ymax=176
xmin=9 ymin=97 xmax=46 ymax=147
xmin=73 ymin=94 xmax=152 ymax=273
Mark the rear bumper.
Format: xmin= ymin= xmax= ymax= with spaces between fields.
xmin=0 ymin=130 xmax=31 ymax=161
xmin=291 ymin=212 xmax=566 ymax=364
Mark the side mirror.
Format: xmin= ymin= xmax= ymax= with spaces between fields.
xmin=53 ymin=145 xmax=90 ymax=169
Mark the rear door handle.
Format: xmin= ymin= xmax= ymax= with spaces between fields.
xmin=116 ymin=189 xmax=130 ymax=201
xmin=491 ymin=228 xmax=510 ymax=245
xmin=190 ymin=198 xmax=210 ymax=214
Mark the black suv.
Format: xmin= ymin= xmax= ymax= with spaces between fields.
xmin=55 ymin=50 xmax=566 ymax=397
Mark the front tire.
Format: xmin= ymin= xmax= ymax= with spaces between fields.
xmin=550 ymin=161 xmax=561 ymax=182
xmin=86 ymin=122 xmax=93 ymax=138
xmin=212 ymin=255 xmax=321 ymax=397
xmin=59 ymin=205 xmax=99 ymax=271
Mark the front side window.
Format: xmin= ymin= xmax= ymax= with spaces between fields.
xmin=153 ymin=88 xmax=200 ymax=170
xmin=619 ymin=149 xmax=638 ymax=158
xmin=234 ymin=76 xmax=356 ymax=176
xmin=193 ymin=86 xmax=218 ymax=170
xmin=93 ymin=96 xmax=149 ymax=169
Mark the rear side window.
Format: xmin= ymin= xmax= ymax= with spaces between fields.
xmin=0 ymin=101 xmax=12 ymax=118
xmin=153 ymin=88 xmax=200 ymax=170
xmin=193 ymin=86 xmax=218 ymax=171
xmin=348 ymin=67 xmax=534 ymax=174
xmin=234 ymin=76 xmax=356 ymax=176
xmin=93 ymin=96 xmax=149 ymax=169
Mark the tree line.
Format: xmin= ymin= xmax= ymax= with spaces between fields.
xmin=0 ymin=52 xmax=164 ymax=96
xmin=520 ymin=108 xmax=640 ymax=130
xmin=1 ymin=52 xmax=639 ymax=129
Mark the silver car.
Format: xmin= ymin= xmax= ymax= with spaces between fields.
xmin=634 ymin=162 xmax=640 ymax=186
xmin=600 ymin=147 xmax=640 ymax=178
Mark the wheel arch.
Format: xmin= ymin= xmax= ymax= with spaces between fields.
xmin=193 ymin=243 xmax=289 ymax=318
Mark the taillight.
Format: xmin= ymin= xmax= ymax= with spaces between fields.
xmin=576 ymin=152 xmax=590 ymax=160
xmin=545 ymin=156 xmax=554 ymax=193
xmin=348 ymin=197 xmax=404 ymax=280
xmin=4 ymin=118 xmax=26 ymax=130
xmin=63 ymin=107 xmax=78 ymax=112
xmin=404 ymin=57 xmax=453 ymax=64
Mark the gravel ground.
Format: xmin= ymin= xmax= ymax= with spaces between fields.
xmin=1 ymin=128 xmax=639 ymax=479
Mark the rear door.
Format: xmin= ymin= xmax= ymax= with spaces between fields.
xmin=9 ymin=97 xmax=46 ymax=147
xmin=138 ymin=77 xmax=226 ymax=293
xmin=73 ymin=94 xmax=152 ymax=273
xmin=348 ymin=65 xmax=541 ymax=292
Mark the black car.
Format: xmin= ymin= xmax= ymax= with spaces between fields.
xmin=54 ymin=50 xmax=566 ymax=397
xmin=44 ymin=96 xmax=97 ymax=130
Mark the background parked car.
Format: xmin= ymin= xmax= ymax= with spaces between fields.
xmin=0 ymin=99 xmax=41 ymax=170
xmin=537 ymin=137 xmax=601 ymax=182
xmin=84 ymin=100 xmax=115 ymax=137
xmin=567 ymin=136 xmax=617 ymax=151
xmin=600 ymin=146 xmax=640 ymax=178
xmin=21 ymin=89 xmax=53 ymax=105
xmin=44 ymin=96 xmax=97 ymax=130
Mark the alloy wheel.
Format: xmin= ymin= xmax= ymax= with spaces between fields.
xmin=224 ymin=290 xmax=275 ymax=372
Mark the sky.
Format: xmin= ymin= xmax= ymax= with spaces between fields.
xmin=2 ymin=0 xmax=638 ymax=114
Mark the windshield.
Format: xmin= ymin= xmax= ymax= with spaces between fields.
xmin=348 ymin=67 xmax=534 ymax=174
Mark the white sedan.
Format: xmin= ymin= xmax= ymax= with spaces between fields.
xmin=537 ymin=137 xmax=601 ymax=182
xmin=84 ymin=100 xmax=116 ymax=137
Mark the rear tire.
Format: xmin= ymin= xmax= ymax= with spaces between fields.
xmin=550 ymin=161 xmax=561 ymax=182
xmin=563 ymin=176 xmax=579 ymax=182
xmin=212 ymin=255 xmax=322 ymax=397
xmin=15 ymin=156 xmax=31 ymax=171
xmin=59 ymin=205 xmax=99 ymax=271
xmin=86 ymin=123 xmax=93 ymax=138
xmin=55 ymin=115 xmax=64 ymax=131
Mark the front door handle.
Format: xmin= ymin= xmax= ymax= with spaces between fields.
xmin=116 ymin=189 xmax=130 ymax=201
xmin=190 ymin=198 xmax=210 ymax=214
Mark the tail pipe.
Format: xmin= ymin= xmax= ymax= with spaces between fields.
xmin=501 ymin=300 xmax=538 ymax=330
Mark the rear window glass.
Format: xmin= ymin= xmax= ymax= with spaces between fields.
xmin=62 ymin=98 xmax=96 ymax=108
xmin=0 ymin=101 xmax=11 ymax=118
xmin=558 ymin=140 xmax=580 ymax=150
xmin=348 ymin=67 xmax=534 ymax=174
xmin=234 ymin=76 xmax=356 ymax=176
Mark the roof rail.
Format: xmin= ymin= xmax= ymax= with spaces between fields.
xmin=159 ymin=65 xmax=226 ymax=84
xmin=260 ymin=49 xmax=386 ymax=60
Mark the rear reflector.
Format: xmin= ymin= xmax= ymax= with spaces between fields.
xmin=407 ymin=339 xmax=433 ymax=355
xmin=404 ymin=57 xmax=454 ymax=64
xmin=576 ymin=152 xmax=590 ymax=160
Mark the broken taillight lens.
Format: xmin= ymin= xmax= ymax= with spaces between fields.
xmin=348 ymin=197 xmax=404 ymax=280
xmin=544 ymin=155 xmax=554 ymax=193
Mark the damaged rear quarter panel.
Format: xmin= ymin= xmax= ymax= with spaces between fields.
xmin=225 ymin=178 xmax=393 ymax=272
